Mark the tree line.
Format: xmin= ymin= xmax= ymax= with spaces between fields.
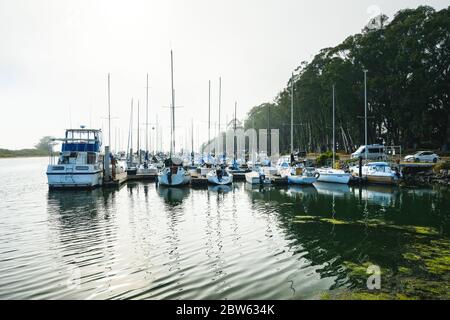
xmin=244 ymin=6 xmax=450 ymax=155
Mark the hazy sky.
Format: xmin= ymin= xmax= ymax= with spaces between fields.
xmin=0 ymin=0 xmax=448 ymax=151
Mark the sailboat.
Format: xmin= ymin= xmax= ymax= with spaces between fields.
xmin=157 ymin=50 xmax=192 ymax=187
xmin=137 ymin=74 xmax=158 ymax=176
xmin=316 ymin=85 xmax=351 ymax=184
xmin=282 ymin=72 xmax=317 ymax=186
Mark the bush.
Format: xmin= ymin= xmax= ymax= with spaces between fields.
xmin=316 ymin=151 xmax=340 ymax=167
xmin=434 ymin=161 xmax=450 ymax=173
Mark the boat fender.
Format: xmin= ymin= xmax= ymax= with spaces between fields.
xmin=260 ymin=174 xmax=266 ymax=183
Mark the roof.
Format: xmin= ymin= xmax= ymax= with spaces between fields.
xmin=367 ymin=162 xmax=390 ymax=166
xmin=65 ymin=128 xmax=102 ymax=132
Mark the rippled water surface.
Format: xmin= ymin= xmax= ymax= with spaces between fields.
xmin=0 ymin=157 xmax=449 ymax=299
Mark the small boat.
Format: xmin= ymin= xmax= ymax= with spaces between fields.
xmin=207 ymin=166 xmax=233 ymax=185
xmin=158 ymin=157 xmax=191 ymax=186
xmin=245 ymin=167 xmax=272 ymax=185
xmin=315 ymin=85 xmax=350 ymax=185
xmin=46 ymin=127 xmax=103 ymax=188
xmin=316 ymin=168 xmax=351 ymax=184
xmin=350 ymin=162 xmax=400 ymax=185
xmin=287 ymin=167 xmax=318 ymax=185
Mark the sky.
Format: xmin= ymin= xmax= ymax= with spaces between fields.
xmin=0 ymin=0 xmax=448 ymax=151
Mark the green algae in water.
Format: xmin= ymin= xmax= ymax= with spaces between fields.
xmin=320 ymin=218 xmax=349 ymax=225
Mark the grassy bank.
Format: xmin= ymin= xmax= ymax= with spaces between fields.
xmin=0 ymin=148 xmax=50 ymax=158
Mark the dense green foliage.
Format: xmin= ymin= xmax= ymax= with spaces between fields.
xmin=0 ymin=148 xmax=49 ymax=158
xmin=34 ymin=136 xmax=54 ymax=152
xmin=0 ymin=136 xmax=55 ymax=158
xmin=316 ymin=151 xmax=340 ymax=167
xmin=245 ymin=6 xmax=450 ymax=154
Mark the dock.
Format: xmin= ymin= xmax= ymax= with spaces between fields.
xmin=103 ymin=172 xmax=128 ymax=188
xmin=191 ymin=173 xmax=209 ymax=187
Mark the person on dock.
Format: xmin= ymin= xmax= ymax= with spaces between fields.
xmin=110 ymin=153 xmax=117 ymax=180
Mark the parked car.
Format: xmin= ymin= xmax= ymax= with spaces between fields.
xmin=351 ymin=144 xmax=386 ymax=160
xmin=404 ymin=151 xmax=439 ymax=163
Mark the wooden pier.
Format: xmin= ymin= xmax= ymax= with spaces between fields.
xmin=103 ymin=172 xmax=128 ymax=188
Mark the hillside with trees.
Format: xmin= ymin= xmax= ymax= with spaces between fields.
xmin=244 ymin=6 xmax=450 ymax=154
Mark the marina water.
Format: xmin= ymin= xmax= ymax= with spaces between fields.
xmin=0 ymin=157 xmax=449 ymax=299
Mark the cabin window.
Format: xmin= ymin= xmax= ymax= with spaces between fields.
xmin=87 ymin=152 xmax=96 ymax=164
xmin=76 ymin=166 xmax=89 ymax=170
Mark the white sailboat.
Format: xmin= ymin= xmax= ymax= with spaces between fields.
xmin=283 ymin=73 xmax=317 ymax=186
xmin=316 ymin=85 xmax=351 ymax=184
xmin=157 ymin=50 xmax=191 ymax=187
xmin=207 ymin=166 xmax=233 ymax=185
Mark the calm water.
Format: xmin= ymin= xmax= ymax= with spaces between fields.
xmin=0 ymin=157 xmax=449 ymax=300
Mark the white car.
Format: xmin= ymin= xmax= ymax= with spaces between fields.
xmin=404 ymin=151 xmax=439 ymax=163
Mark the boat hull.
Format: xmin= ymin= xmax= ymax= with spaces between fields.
xmin=47 ymin=171 xmax=103 ymax=188
xmin=207 ymin=173 xmax=233 ymax=185
xmin=316 ymin=172 xmax=351 ymax=184
xmin=288 ymin=175 xmax=317 ymax=185
xmin=366 ymin=175 xmax=398 ymax=185
xmin=158 ymin=173 xmax=191 ymax=186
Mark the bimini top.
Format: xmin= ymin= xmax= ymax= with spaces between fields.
xmin=57 ymin=128 xmax=102 ymax=153
xmin=367 ymin=162 xmax=390 ymax=167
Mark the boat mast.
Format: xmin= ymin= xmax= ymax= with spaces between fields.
xmin=234 ymin=101 xmax=237 ymax=161
xmin=170 ymin=50 xmax=175 ymax=157
xmin=191 ymin=118 xmax=194 ymax=165
xmin=108 ymin=73 xmax=111 ymax=149
xmin=137 ymin=100 xmax=140 ymax=165
xmin=290 ymin=72 xmax=294 ymax=155
xmin=128 ymin=98 xmax=134 ymax=163
xmin=218 ymin=77 xmax=221 ymax=135
xmin=208 ymin=80 xmax=211 ymax=149
xmin=146 ymin=73 xmax=149 ymax=161
xmin=332 ymin=84 xmax=336 ymax=167
xmin=364 ymin=69 xmax=368 ymax=161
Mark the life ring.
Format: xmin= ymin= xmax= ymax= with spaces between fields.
xmin=314 ymin=172 xmax=320 ymax=179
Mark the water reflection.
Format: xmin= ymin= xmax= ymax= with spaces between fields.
xmin=2 ymin=156 xmax=449 ymax=300
xmin=208 ymin=184 xmax=232 ymax=193
xmin=157 ymin=186 xmax=190 ymax=205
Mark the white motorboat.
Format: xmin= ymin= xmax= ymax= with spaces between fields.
xmin=245 ymin=167 xmax=272 ymax=185
xmin=286 ymin=167 xmax=318 ymax=185
xmin=316 ymin=168 xmax=351 ymax=184
xmin=207 ymin=167 xmax=233 ymax=185
xmin=350 ymin=162 xmax=400 ymax=185
xmin=46 ymin=128 xmax=103 ymax=188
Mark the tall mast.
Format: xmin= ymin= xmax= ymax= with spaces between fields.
xmin=137 ymin=100 xmax=140 ymax=164
xmin=170 ymin=50 xmax=175 ymax=157
xmin=146 ymin=73 xmax=149 ymax=159
xmin=108 ymin=73 xmax=111 ymax=148
xmin=267 ymin=104 xmax=271 ymax=157
xmin=128 ymin=98 xmax=134 ymax=162
xmin=234 ymin=101 xmax=237 ymax=161
xmin=364 ymin=70 xmax=368 ymax=160
xmin=332 ymin=84 xmax=336 ymax=166
xmin=290 ymin=72 xmax=294 ymax=155
xmin=208 ymin=80 xmax=211 ymax=147
xmin=191 ymin=118 xmax=194 ymax=165
xmin=218 ymin=77 xmax=221 ymax=136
